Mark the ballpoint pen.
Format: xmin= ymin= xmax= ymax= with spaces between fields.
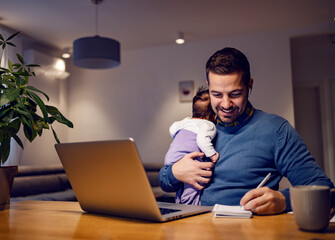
xmin=256 ymin=173 xmax=271 ymax=188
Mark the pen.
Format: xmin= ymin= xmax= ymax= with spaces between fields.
xmin=256 ymin=173 xmax=271 ymax=188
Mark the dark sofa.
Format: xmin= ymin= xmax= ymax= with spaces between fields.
xmin=10 ymin=163 xmax=174 ymax=202
xmin=10 ymin=165 xmax=76 ymax=201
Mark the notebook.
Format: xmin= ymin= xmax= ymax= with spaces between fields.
xmin=55 ymin=138 xmax=212 ymax=222
xmin=212 ymin=204 xmax=252 ymax=218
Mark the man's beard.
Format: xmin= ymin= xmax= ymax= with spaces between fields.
xmin=216 ymin=106 xmax=240 ymax=123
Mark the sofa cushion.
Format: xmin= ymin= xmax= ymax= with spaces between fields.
xmin=11 ymin=189 xmax=76 ymax=202
xmin=11 ymin=173 xmax=71 ymax=197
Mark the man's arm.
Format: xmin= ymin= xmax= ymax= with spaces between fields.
xmin=159 ymin=152 xmax=214 ymax=192
xmin=159 ymin=165 xmax=183 ymax=192
xmin=172 ymin=152 xmax=214 ymax=190
xmin=241 ymin=119 xmax=334 ymax=215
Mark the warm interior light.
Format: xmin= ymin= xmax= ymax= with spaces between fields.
xmin=61 ymin=47 xmax=72 ymax=59
xmin=176 ymin=38 xmax=185 ymax=44
xmin=55 ymin=59 xmax=66 ymax=72
xmin=176 ymin=32 xmax=185 ymax=45
xmin=62 ymin=52 xmax=71 ymax=59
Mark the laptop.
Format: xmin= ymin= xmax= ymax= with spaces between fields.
xmin=55 ymin=138 xmax=212 ymax=222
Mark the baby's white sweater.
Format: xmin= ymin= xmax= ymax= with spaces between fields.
xmin=169 ymin=117 xmax=217 ymax=157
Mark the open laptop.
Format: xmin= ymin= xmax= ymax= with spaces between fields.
xmin=55 ymin=138 xmax=212 ymax=222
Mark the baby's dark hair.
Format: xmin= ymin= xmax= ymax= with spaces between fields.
xmin=192 ymin=86 xmax=216 ymax=122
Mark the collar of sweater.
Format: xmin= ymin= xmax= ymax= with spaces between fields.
xmin=216 ymin=101 xmax=254 ymax=128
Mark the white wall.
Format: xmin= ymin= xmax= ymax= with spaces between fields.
xmin=66 ymin=30 xmax=295 ymax=164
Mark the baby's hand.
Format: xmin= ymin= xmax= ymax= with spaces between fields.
xmin=210 ymin=152 xmax=219 ymax=163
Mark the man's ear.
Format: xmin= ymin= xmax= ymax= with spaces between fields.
xmin=206 ymin=80 xmax=209 ymax=86
xmin=248 ymin=78 xmax=254 ymax=93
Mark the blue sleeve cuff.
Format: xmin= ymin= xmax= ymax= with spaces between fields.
xmin=280 ymin=188 xmax=291 ymax=212
xmin=158 ymin=164 xmax=182 ymax=192
xmin=166 ymin=164 xmax=181 ymax=186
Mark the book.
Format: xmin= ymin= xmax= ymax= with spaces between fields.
xmin=212 ymin=204 xmax=253 ymax=218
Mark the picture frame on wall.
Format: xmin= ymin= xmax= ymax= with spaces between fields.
xmin=179 ymin=80 xmax=194 ymax=102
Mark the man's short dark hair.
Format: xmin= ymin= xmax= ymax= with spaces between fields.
xmin=205 ymin=47 xmax=251 ymax=88
xmin=192 ymin=86 xmax=215 ymax=122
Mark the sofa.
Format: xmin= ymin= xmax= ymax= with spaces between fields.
xmin=10 ymin=163 xmax=175 ymax=202
xmin=10 ymin=165 xmax=76 ymax=201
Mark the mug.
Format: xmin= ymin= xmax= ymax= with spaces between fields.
xmin=290 ymin=185 xmax=335 ymax=232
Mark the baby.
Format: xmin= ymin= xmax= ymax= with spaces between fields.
xmin=164 ymin=86 xmax=218 ymax=205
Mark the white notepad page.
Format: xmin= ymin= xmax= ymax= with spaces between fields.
xmin=212 ymin=204 xmax=252 ymax=218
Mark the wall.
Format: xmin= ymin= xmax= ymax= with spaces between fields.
xmin=291 ymin=33 xmax=335 ymax=182
xmin=66 ymin=22 xmax=335 ymax=166
xmin=291 ymin=34 xmax=335 ymax=83
xmin=66 ymin=30 xmax=294 ymax=164
xmin=4 ymin=22 xmax=334 ymax=168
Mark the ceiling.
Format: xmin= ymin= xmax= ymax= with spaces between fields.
xmin=1 ymin=0 xmax=335 ymax=52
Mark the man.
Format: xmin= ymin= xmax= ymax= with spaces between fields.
xmin=159 ymin=47 xmax=334 ymax=215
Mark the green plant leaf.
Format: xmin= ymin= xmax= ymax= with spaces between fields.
xmin=12 ymin=134 xmax=24 ymax=149
xmin=0 ymin=129 xmax=3 ymax=142
xmin=0 ymin=108 xmax=11 ymax=119
xmin=6 ymin=42 xmax=16 ymax=47
xmin=0 ymin=77 xmax=16 ymax=87
xmin=26 ymin=86 xmax=49 ymax=101
xmin=24 ymin=98 xmax=37 ymax=111
xmin=8 ymin=118 xmax=21 ymax=133
xmin=46 ymin=105 xmax=74 ymax=128
xmin=51 ymin=125 xmax=60 ymax=144
xmin=15 ymin=108 xmax=34 ymax=123
xmin=16 ymin=53 xmax=24 ymax=64
xmin=26 ymin=64 xmax=40 ymax=68
xmin=0 ymin=135 xmax=11 ymax=164
xmin=45 ymin=105 xmax=59 ymax=114
xmin=17 ymin=76 xmax=28 ymax=85
xmin=8 ymin=59 xmax=13 ymax=71
xmin=27 ymin=90 xmax=50 ymax=123
xmin=6 ymin=31 xmax=20 ymax=42
xmin=0 ymin=108 xmax=14 ymax=123
xmin=21 ymin=116 xmax=37 ymax=142
xmin=0 ymin=88 xmax=21 ymax=106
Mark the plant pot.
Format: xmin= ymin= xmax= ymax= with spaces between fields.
xmin=0 ymin=166 xmax=18 ymax=210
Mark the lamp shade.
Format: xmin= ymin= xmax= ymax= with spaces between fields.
xmin=73 ymin=35 xmax=120 ymax=69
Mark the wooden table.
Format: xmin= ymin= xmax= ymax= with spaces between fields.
xmin=0 ymin=201 xmax=334 ymax=239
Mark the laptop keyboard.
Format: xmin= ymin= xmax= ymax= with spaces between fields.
xmin=159 ymin=207 xmax=182 ymax=215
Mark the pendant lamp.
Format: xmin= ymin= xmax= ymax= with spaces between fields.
xmin=73 ymin=0 xmax=120 ymax=69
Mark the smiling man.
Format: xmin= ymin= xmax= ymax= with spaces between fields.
xmin=159 ymin=47 xmax=334 ymax=215
xmin=208 ymin=73 xmax=252 ymax=124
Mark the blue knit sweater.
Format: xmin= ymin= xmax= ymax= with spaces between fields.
xmin=159 ymin=104 xmax=334 ymax=211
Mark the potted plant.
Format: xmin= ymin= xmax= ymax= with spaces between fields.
xmin=0 ymin=31 xmax=73 ymax=209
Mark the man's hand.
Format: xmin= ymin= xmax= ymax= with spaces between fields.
xmin=172 ymin=152 xmax=214 ymax=190
xmin=240 ymin=187 xmax=286 ymax=215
